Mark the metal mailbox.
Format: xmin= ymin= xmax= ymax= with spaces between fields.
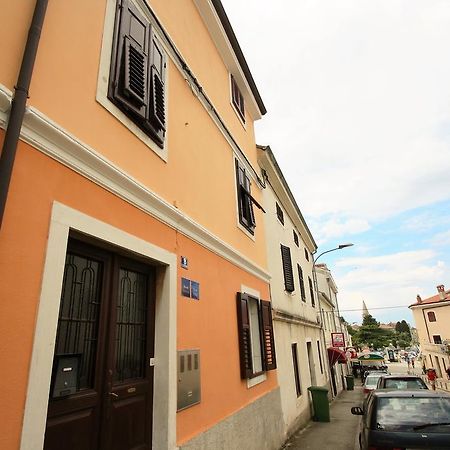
xmin=177 ymin=349 xmax=201 ymax=411
xmin=51 ymin=354 xmax=81 ymax=398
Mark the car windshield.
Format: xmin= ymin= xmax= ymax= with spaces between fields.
xmin=384 ymin=379 xmax=427 ymax=389
xmin=365 ymin=376 xmax=381 ymax=387
xmin=376 ymin=397 xmax=450 ymax=432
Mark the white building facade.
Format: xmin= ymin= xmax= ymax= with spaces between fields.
xmin=257 ymin=145 xmax=328 ymax=437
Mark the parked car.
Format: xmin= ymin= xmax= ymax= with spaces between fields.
xmin=377 ymin=374 xmax=428 ymax=390
xmin=351 ymin=390 xmax=450 ymax=449
xmin=362 ymin=368 xmax=389 ymax=383
xmin=363 ymin=373 xmax=385 ymax=394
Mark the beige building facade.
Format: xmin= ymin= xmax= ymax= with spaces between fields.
xmin=410 ymin=285 xmax=450 ymax=390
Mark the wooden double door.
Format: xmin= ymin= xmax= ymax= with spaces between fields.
xmin=45 ymin=239 xmax=156 ymax=450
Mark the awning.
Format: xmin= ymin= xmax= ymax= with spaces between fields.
xmin=327 ymin=347 xmax=347 ymax=365
xmin=358 ymin=353 xmax=384 ymax=361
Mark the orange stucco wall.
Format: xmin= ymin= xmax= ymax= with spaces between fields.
xmin=0 ymin=0 xmax=266 ymax=269
xmin=0 ymin=136 xmax=277 ymax=449
xmin=0 ymin=1 xmax=275 ymax=447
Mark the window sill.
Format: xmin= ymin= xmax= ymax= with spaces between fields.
xmin=247 ymin=372 xmax=266 ymax=388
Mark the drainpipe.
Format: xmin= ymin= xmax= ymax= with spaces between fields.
xmin=0 ymin=0 xmax=48 ymax=230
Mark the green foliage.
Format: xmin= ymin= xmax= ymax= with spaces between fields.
xmin=395 ymin=320 xmax=411 ymax=338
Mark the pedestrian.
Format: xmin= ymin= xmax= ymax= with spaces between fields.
xmin=427 ymin=368 xmax=437 ymax=391
xmin=411 ymin=358 xmax=415 ymax=369
xmin=407 ymin=357 xmax=410 ymax=369
xmin=446 ymin=366 xmax=450 ymax=380
xmin=422 ymin=362 xmax=426 ymax=375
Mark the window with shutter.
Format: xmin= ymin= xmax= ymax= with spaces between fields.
xmin=308 ymin=276 xmax=315 ymax=307
xmin=230 ymin=75 xmax=245 ymax=123
xmin=235 ymin=160 xmax=264 ymax=234
xmin=304 ymin=248 xmax=310 ymax=261
xmin=293 ymin=230 xmax=299 ymax=247
xmin=276 ymin=202 xmax=284 ymax=225
xmin=281 ymin=244 xmax=295 ymax=292
xmin=236 ymin=293 xmax=276 ymax=379
xmin=297 ymin=264 xmax=306 ymax=301
xmin=109 ymin=0 xmax=166 ymax=148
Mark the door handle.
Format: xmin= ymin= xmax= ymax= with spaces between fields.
xmin=109 ymin=392 xmax=119 ymax=398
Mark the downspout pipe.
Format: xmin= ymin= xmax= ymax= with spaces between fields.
xmin=0 ymin=0 xmax=48 ymax=230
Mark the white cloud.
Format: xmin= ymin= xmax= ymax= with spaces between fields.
xmin=224 ymin=0 xmax=450 ymax=224
xmin=334 ymin=250 xmax=447 ymax=323
xmin=430 ymin=230 xmax=450 ymax=247
xmin=310 ymin=216 xmax=370 ymax=244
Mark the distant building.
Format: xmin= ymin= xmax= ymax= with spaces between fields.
xmin=409 ymin=285 xmax=450 ymax=381
xmin=362 ymin=300 xmax=370 ymax=319
xmin=316 ymin=263 xmax=351 ymax=397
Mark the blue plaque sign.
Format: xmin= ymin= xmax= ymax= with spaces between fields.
xmin=191 ymin=281 xmax=200 ymax=300
xmin=181 ymin=278 xmax=191 ymax=297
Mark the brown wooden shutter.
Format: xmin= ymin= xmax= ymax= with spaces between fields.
xmin=260 ymin=300 xmax=277 ymax=371
xmin=236 ymin=293 xmax=252 ymax=378
xmin=281 ymin=244 xmax=295 ymax=292
xmin=111 ymin=0 xmax=150 ymax=121
xmin=297 ymin=264 xmax=306 ymax=300
xmin=149 ymin=32 xmax=166 ymax=133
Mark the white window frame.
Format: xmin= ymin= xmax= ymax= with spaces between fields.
xmin=96 ymin=0 xmax=169 ymax=162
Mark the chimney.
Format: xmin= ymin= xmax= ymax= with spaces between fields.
xmin=416 ymin=295 xmax=422 ymax=304
xmin=437 ymin=285 xmax=445 ymax=300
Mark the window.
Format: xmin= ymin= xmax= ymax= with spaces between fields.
xmin=291 ymin=343 xmax=301 ymax=397
xmin=276 ymin=202 xmax=284 ymax=225
xmin=235 ymin=160 xmax=264 ymax=234
xmin=304 ymin=248 xmax=309 ymax=261
xmin=293 ymin=230 xmax=299 ymax=247
xmin=308 ymin=276 xmax=315 ymax=306
xmin=427 ymin=311 xmax=436 ymax=322
xmin=317 ymin=340 xmax=323 ymax=374
xmin=281 ymin=244 xmax=295 ymax=292
xmin=231 ymin=75 xmax=245 ymax=122
xmin=297 ymin=264 xmax=306 ymax=301
xmin=236 ymin=293 xmax=277 ymax=379
xmin=433 ymin=335 xmax=442 ymax=344
xmin=109 ymin=0 xmax=166 ymax=148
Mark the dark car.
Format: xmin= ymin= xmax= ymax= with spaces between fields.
xmin=351 ymin=390 xmax=450 ymax=449
xmin=376 ymin=374 xmax=428 ymax=390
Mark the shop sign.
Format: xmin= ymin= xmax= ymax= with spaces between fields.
xmin=331 ymin=332 xmax=345 ymax=348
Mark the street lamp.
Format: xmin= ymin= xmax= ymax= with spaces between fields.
xmin=313 ymin=243 xmax=354 ymax=265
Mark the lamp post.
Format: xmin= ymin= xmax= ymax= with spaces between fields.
xmin=313 ymin=243 xmax=353 ymax=332
xmin=313 ymin=243 xmax=353 ymax=395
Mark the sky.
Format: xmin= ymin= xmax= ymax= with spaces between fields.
xmin=222 ymin=0 xmax=450 ymax=325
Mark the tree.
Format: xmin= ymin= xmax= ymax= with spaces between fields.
xmin=353 ymin=314 xmax=393 ymax=349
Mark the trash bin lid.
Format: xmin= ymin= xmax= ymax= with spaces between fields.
xmin=307 ymin=386 xmax=329 ymax=392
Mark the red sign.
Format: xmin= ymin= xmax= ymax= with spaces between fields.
xmin=331 ymin=332 xmax=345 ymax=348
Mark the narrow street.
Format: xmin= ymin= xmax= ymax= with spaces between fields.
xmin=281 ymin=360 xmax=421 ymax=450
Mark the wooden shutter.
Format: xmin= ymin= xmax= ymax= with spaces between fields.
xmin=111 ymin=0 xmax=150 ymax=121
xmin=236 ymin=293 xmax=252 ymax=378
xmin=297 ymin=264 xmax=306 ymax=300
xmin=149 ymin=32 xmax=166 ymax=133
xmin=260 ymin=300 xmax=277 ymax=371
xmin=235 ymin=160 xmax=256 ymax=232
xmin=281 ymin=244 xmax=295 ymax=292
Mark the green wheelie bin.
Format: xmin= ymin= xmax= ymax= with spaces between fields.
xmin=307 ymin=386 xmax=330 ymax=422
xmin=345 ymin=374 xmax=355 ymax=390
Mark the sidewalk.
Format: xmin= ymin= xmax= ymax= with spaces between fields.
xmin=281 ymin=385 xmax=364 ymax=450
